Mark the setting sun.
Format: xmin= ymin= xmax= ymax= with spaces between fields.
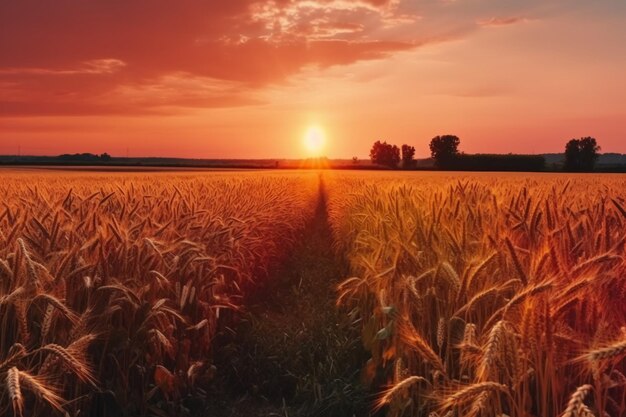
xmin=303 ymin=126 xmax=326 ymax=156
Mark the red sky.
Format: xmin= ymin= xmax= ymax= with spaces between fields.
xmin=1 ymin=0 xmax=625 ymax=158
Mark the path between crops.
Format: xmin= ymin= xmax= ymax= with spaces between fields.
xmin=210 ymin=177 xmax=368 ymax=417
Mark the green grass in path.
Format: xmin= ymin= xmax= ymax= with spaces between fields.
xmin=209 ymin=182 xmax=370 ymax=417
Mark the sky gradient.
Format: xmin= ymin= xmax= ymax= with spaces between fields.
xmin=1 ymin=0 xmax=625 ymax=158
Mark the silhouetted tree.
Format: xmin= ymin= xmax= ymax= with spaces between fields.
xmin=579 ymin=137 xmax=600 ymax=171
xmin=564 ymin=137 xmax=600 ymax=172
xmin=352 ymin=156 xmax=359 ymax=164
xmin=401 ymin=144 xmax=416 ymax=168
xmin=429 ymin=135 xmax=460 ymax=169
xmin=370 ymin=140 xmax=400 ymax=168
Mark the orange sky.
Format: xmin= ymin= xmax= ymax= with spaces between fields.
xmin=1 ymin=1 xmax=625 ymax=159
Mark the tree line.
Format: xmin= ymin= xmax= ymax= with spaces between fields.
xmin=369 ymin=135 xmax=601 ymax=172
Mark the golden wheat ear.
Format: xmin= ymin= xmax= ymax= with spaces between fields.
xmin=38 ymin=338 xmax=98 ymax=388
xmin=560 ymin=384 xmax=593 ymax=417
xmin=375 ymin=375 xmax=429 ymax=411
xmin=7 ymin=367 xmax=23 ymax=417
xmin=441 ymin=382 xmax=509 ymax=411
xmin=7 ymin=367 xmax=65 ymax=416
xmin=18 ymin=368 xmax=65 ymax=413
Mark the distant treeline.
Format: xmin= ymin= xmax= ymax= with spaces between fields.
xmin=543 ymin=152 xmax=626 ymax=167
xmin=446 ymin=154 xmax=546 ymax=171
xmin=58 ymin=153 xmax=112 ymax=162
xmin=0 ymin=154 xmax=280 ymax=169
xmin=1 ymin=151 xmax=625 ymax=172
xmin=370 ymin=137 xmax=548 ymax=171
xmin=0 ymin=153 xmax=113 ymax=164
xmin=369 ymin=135 xmax=624 ymax=172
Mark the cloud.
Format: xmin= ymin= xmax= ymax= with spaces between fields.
xmin=1 ymin=0 xmax=426 ymax=115
xmin=477 ymin=17 xmax=529 ymax=27
xmin=0 ymin=0 xmax=571 ymax=116
xmin=0 ymin=70 xmax=263 ymax=116
xmin=0 ymin=59 xmax=126 ymax=76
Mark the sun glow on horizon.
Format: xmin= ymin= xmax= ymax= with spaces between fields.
xmin=303 ymin=126 xmax=326 ymax=157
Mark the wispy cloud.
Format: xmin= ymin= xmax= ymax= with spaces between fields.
xmin=0 ymin=59 xmax=126 ymax=76
xmin=477 ymin=17 xmax=529 ymax=27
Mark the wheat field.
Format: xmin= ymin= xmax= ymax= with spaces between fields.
xmin=326 ymin=171 xmax=626 ymax=417
xmin=0 ymin=169 xmax=318 ymax=416
xmin=1 ymin=168 xmax=625 ymax=417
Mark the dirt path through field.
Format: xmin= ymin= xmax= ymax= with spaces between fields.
xmin=210 ymin=175 xmax=368 ymax=417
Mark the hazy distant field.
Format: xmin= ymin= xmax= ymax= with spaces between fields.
xmin=1 ymin=169 xmax=625 ymax=417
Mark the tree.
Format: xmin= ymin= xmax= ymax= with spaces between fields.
xmin=564 ymin=137 xmax=600 ymax=172
xmin=370 ymin=140 xmax=400 ymax=168
xmin=401 ymin=144 xmax=416 ymax=169
xmin=429 ymin=135 xmax=460 ymax=169
xmin=564 ymin=139 xmax=580 ymax=171
xmin=579 ymin=137 xmax=600 ymax=171
xmin=352 ymin=156 xmax=359 ymax=164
